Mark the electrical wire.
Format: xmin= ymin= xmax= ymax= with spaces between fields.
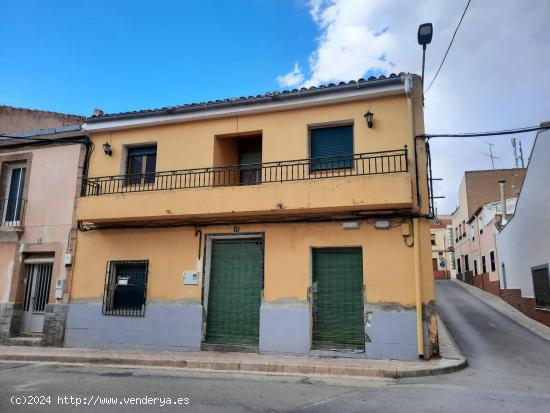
xmin=425 ymin=0 xmax=472 ymax=94
xmin=0 ymin=134 xmax=60 ymax=143
xmin=417 ymin=124 xmax=549 ymax=140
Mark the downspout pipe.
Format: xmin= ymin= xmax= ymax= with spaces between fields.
xmin=499 ymin=180 xmax=507 ymax=223
xmin=405 ymin=74 xmax=425 ymax=358
xmin=413 ymin=218 xmax=425 ymax=358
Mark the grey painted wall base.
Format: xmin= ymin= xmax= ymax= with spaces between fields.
xmin=43 ymin=304 xmax=68 ymax=347
xmin=65 ymin=302 xmax=202 ymax=351
xmin=65 ymin=301 xmax=429 ymax=360
xmin=259 ymin=302 xmax=310 ymax=354
xmin=0 ymin=302 xmax=22 ymax=340
xmin=365 ymin=309 xmax=420 ymax=361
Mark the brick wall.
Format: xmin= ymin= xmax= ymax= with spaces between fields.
xmin=472 ymin=273 xmax=501 ymax=296
xmin=500 ymin=288 xmax=550 ymax=328
xmin=433 ymin=270 xmax=449 ymax=280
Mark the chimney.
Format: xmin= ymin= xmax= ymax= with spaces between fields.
xmin=499 ymin=180 xmax=507 ymax=223
xmin=93 ymin=108 xmax=104 ymax=117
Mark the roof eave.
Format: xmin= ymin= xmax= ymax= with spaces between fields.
xmin=84 ymin=76 xmax=407 ymax=132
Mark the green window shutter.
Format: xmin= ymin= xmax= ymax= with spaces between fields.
xmin=205 ymin=239 xmax=263 ymax=347
xmin=239 ymin=151 xmax=261 ymax=165
xmin=239 ymin=152 xmax=262 ymax=185
xmin=127 ymin=146 xmax=157 ymax=157
xmin=310 ymin=125 xmax=353 ymax=170
xmin=312 ymin=248 xmax=365 ymax=351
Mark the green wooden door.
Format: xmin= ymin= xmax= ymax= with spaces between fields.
xmin=312 ymin=248 xmax=365 ymax=351
xmin=205 ymin=238 xmax=263 ymax=347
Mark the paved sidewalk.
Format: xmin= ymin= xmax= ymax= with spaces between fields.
xmin=0 ymin=318 xmax=465 ymax=379
xmin=451 ymin=279 xmax=550 ymax=343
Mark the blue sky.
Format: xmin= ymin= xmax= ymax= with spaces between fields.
xmin=1 ymin=0 xmax=549 ymax=213
xmin=0 ymin=0 xmax=317 ymax=115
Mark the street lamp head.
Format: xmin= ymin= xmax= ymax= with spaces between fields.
xmin=417 ymin=23 xmax=433 ymax=46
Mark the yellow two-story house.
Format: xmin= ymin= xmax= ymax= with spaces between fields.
xmin=66 ymin=73 xmax=438 ymax=360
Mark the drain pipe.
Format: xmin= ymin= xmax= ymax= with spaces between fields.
xmin=499 ymin=180 xmax=507 ymax=224
xmin=406 ymin=74 xmax=425 ymax=358
xmin=413 ymin=218 xmax=425 ymax=358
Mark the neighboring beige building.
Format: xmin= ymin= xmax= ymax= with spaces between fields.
xmin=430 ymin=216 xmax=452 ymax=279
xmin=466 ymin=198 xmax=518 ymax=295
xmin=0 ymin=127 xmax=88 ymax=346
xmin=452 ymin=169 xmax=525 ymax=292
xmin=0 ymin=105 xmax=83 ymax=135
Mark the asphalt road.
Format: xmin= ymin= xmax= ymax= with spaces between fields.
xmin=1 ymin=280 xmax=549 ymax=412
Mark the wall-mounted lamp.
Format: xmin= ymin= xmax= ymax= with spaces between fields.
xmin=374 ymin=220 xmax=391 ymax=230
xmin=103 ymin=142 xmax=112 ymax=156
xmin=364 ymin=111 xmax=374 ymax=129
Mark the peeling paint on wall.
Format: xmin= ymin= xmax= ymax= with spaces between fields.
xmin=423 ymin=300 xmax=439 ymax=357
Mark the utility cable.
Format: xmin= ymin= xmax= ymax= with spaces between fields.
xmin=417 ymin=124 xmax=549 ymax=140
xmin=425 ymin=0 xmax=472 ymax=94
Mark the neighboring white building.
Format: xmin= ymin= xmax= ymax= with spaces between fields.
xmin=496 ymin=123 xmax=550 ymax=327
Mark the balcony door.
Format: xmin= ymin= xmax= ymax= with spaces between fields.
xmin=2 ymin=164 xmax=26 ymax=227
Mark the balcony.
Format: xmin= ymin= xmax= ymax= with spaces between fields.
xmin=78 ymin=148 xmax=413 ymax=225
xmin=0 ymin=198 xmax=27 ymax=239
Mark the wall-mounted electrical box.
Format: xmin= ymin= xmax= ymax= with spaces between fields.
xmin=64 ymin=254 xmax=73 ymax=266
xmin=55 ymin=279 xmax=64 ymax=299
xmin=183 ymin=271 xmax=200 ymax=285
xmin=342 ymin=221 xmax=360 ymax=230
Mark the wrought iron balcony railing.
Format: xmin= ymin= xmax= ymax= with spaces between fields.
xmin=81 ymin=147 xmax=408 ymax=197
xmin=0 ymin=198 xmax=27 ymax=228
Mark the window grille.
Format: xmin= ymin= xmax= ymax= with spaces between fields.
xmin=103 ymin=260 xmax=149 ymax=317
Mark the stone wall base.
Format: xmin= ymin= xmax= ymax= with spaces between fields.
xmin=0 ymin=303 xmax=22 ymax=341
xmin=43 ymin=304 xmax=68 ymax=347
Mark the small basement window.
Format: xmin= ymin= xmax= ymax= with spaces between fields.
xmin=310 ymin=125 xmax=353 ymax=171
xmin=126 ymin=145 xmax=157 ymax=185
xmin=103 ymin=260 xmax=149 ymax=317
xmin=532 ymin=265 xmax=550 ymax=309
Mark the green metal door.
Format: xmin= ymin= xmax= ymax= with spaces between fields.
xmin=205 ymin=238 xmax=263 ymax=347
xmin=312 ymin=248 xmax=365 ymax=351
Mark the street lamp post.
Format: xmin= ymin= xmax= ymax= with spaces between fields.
xmin=417 ymin=23 xmax=433 ymax=104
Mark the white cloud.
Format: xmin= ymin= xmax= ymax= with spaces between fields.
xmin=284 ymin=0 xmax=550 ymax=213
xmin=276 ymin=62 xmax=305 ymax=88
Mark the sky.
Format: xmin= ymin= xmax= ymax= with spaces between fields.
xmin=1 ymin=0 xmax=549 ymax=213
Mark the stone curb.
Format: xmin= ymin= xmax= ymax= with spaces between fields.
xmin=450 ymin=279 xmax=550 ymax=343
xmin=0 ymin=349 xmax=466 ymax=379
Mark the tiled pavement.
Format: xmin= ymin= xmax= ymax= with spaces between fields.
xmin=0 ymin=317 xmax=466 ymax=379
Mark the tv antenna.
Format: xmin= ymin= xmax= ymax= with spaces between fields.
xmin=511 ymin=138 xmax=525 ymax=168
xmin=481 ymin=142 xmax=499 ymax=169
